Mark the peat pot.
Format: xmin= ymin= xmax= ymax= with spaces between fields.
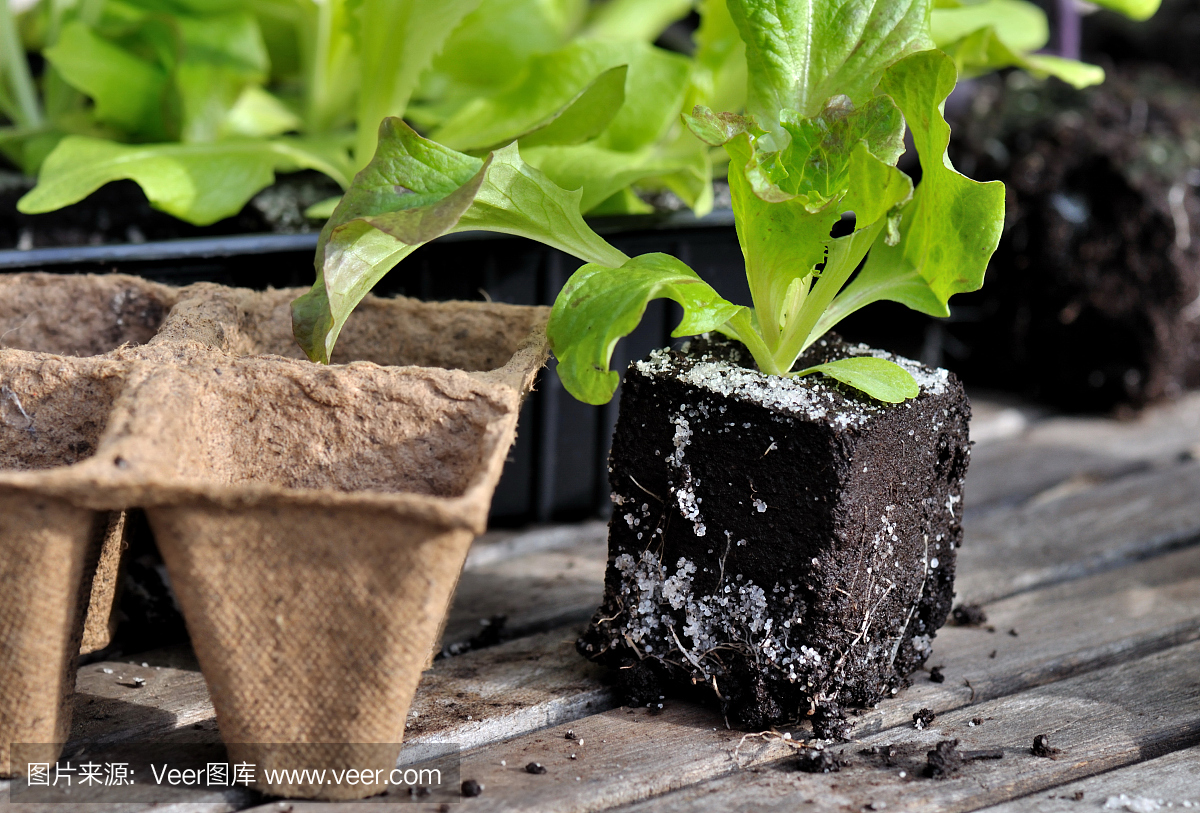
xmin=578 ymin=336 xmax=971 ymax=739
xmin=0 ymin=273 xmax=548 ymax=798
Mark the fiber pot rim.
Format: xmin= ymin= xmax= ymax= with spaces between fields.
xmin=0 ymin=307 xmax=549 ymax=534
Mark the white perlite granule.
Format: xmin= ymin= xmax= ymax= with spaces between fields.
xmin=634 ymin=342 xmax=947 ymax=427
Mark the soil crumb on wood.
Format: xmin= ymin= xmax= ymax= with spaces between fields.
xmin=951 ymin=603 xmax=988 ymax=626
xmin=924 ymin=740 xmax=1004 ymax=779
xmin=913 ymin=708 xmax=937 ymax=730
xmin=439 ymin=614 xmax=508 ymax=658
xmin=925 ymin=739 xmax=963 ymax=779
xmin=460 ymin=779 xmax=483 ymax=797
xmin=1031 ymin=734 xmax=1063 ymax=759
xmin=796 ymin=748 xmax=850 ymax=774
xmin=929 ymin=665 xmax=945 ymax=683
xmin=524 ymin=762 xmax=547 ymax=775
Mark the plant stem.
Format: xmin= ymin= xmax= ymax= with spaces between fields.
xmin=725 ymin=309 xmax=785 ymax=376
xmin=0 ymin=0 xmax=43 ymax=129
xmin=774 ymin=219 xmax=886 ymax=368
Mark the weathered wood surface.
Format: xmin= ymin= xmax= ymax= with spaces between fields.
xmin=965 ymin=391 xmax=1200 ymax=512
xmin=49 ymin=460 xmax=1200 ymax=760
xmin=441 ymin=529 xmax=606 ymax=651
xmin=957 ymin=459 xmax=1200 ymax=604
xmin=610 ymin=640 xmax=1200 ymax=813
xmin=8 ymin=394 xmax=1200 ymax=811
xmin=233 ymin=517 xmax=1200 ymax=812
xmin=250 ymin=639 xmax=1200 ymax=813
xmin=403 ymin=630 xmax=613 ymax=752
xmin=978 ymin=744 xmax=1200 ymax=812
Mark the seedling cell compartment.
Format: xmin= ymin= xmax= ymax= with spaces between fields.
xmin=0 ymin=274 xmax=548 ymax=796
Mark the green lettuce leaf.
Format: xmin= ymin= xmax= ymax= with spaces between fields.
xmin=293 ymin=118 xmax=628 ymax=363
xmin=517 ymin=65 xmax=628 ymax=149
xmin=931 ymin=0 xmax=1048 ymax=52
xmin=172 ymin=9 xmax=271 ymax=143
xmin=581 ymin=0 xmax=694 ymax=42
xmin=434 ymin=40 xmax=688 ymax=155
xmin=439 ymin=61 xmax=628 ymax=154
xmin=221 ymin=85 xmax=302 ymax=138
xmin=725 ymin=0 xmax=933 ymax=128
xmin=726 ymin=130 xmax=837 ymax=348
xmin=776 ymin=94 xmax=905 ymax=208
xmin=794 ymin=356 xmax=919 ymax=403
xmin=817 ymin=49 xmax=1004 ymax=334
xmin=523 ymin=141 xmax=702 ymax=213
xmin=352 ymin=0 xmax=485 ymax=166
xmin=941 ymin=26 xmax=1105 ymax=88
xmin=427 ymin=0 xmax=585 ymax=97
xmin=43 ymin=21 xmax=167 ymax=137
xmin=17 ymin=135 xmax=349 ymax=225
xmin=687 ymin=0 xmax=747 ymax=116
xmin=547 ymin=253 xmax=746 ymax=404
xmin=1089 ymin=0 xmax=1161 ymax=21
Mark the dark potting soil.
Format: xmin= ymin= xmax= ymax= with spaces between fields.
xmin=951 ymin=603 xmax=988 ymax=627
xmin=943 ymin=67 xmax=1200 ymax=411
xmin=796 ymin=748 xmax=850 ymax=774
xmin=1031 ymin=734 xmax=1063 ymax=759
xmin=838 ymin=65 xmax=1200 ymax=412
xmin=913 ymin=708 xmax=937 ymax=730
xmin=1083 ymin=1 xmax=1200 ymax=85
xmin=577 ymin=335 xmax=971 ymax=738
xmin=0 ymin=171 xmax=341 ymax=249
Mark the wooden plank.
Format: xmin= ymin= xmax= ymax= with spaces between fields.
xmin=464 ymin=522 xmax=608 ymax=571
xmin=607 ymin=640 xmax=1200 ymax=813
xmin=62 ymin=539 xmax=1200 ymax=764
xmin=441 ymin=534 xmax=606 ymax=653
xmin=403 ymin=629 xmax=614 ymax=754
xmin=957 ymin=460 xmax=1200 ymax=604
xmin=58 ymin=628 xmax=617 ymax=765
xmin=839 ymin=542 xmax=1200 ymax=739
xmin=69 ymin=647 xmax=215 ymax=745
xmin=37 ymin=400 xmax=1200 ymax=805
xmin=977 ymin=744 xmax=1200 ymax=812
xmin=964 ymin=391 xmax=1200 ymax=512
xmin=253 ymin=639 xmax=1200 ymax=813
xmin=51 ymin=480 xmax=1200 ymax=769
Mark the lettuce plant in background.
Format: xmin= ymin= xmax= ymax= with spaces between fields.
xmin=929 ymin=0 xmax=1160 ymax=89
xmin=0 ymin=0 xmax=729 ymax=226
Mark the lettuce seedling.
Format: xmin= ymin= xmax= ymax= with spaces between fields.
xmin=547 ymin=0 xmax=1007 ymax=404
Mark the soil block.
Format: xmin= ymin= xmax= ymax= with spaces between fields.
xmin=945 ymin=67 xmax=1200 ymax=411
xmin=578 ymin=336 xmax=970 ymax=737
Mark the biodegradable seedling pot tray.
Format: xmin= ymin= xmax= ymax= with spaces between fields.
xmin=578 ymin=336 xmax=971 ymax=739
xmin=0 ymin=273 xmax=548 ymax=797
